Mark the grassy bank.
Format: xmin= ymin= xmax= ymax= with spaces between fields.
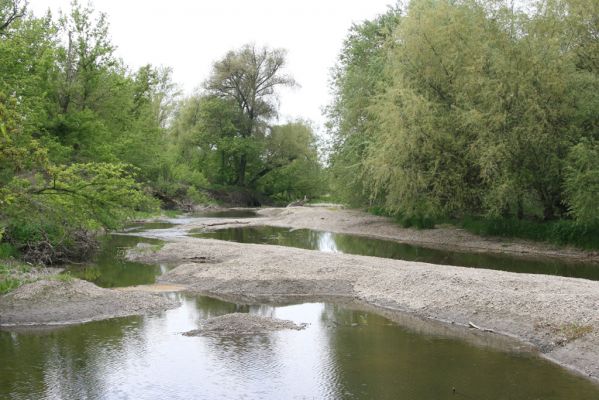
xmin=367 ymin=207 xmax=599 ymax=251
xmin=0 ymin=259 xmax=72 ymax=295
xmin=458 ymin=217 xmax=599 ymax=251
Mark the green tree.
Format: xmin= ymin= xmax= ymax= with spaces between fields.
xmin=0 ymin=0 xmax=26 ymax=33
xmin=326 ymin=6 xmax=401 ymax=206
xmin=328 ymin=0 xmax=599 ymax=227
xmin=564 ymin=140 xmax=599 ymax=223
xmin=256 ymin=121 xmax=324 ymax=201
xmin=205 ymin=44 xmax=296 ymax=185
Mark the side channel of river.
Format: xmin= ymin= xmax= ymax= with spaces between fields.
xmin=192 ymin=225 xmax=599 ymax=281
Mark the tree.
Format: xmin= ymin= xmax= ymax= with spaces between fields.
xmin=327 ymin=0 xmax=599 ymax=225
xmin=256 ymin=121 xmax=324 ymax=201
xmin=0 ymin=0 xmax=26 ymax=33
xmin=326 ymin=6 xmax=401 ymax=206
xmin=205 ymin=44 xmax=296 ymax=185
xmin=55 ymin=0 xmax=117 ymax=114
xmin=564 ymin=140 xmax=599 ymax=224
xmin=0 ymin=89 xmax=156 ymax=263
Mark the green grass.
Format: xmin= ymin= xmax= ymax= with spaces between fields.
xmin=0 ymin=261 xmax=29 ymax=294
xmin=49 ymin=272 xmax=74 ymax=283
xmin=368 ymin=207 xmax=436 ymax=229
xmin=0 ymin=259 xmax=73 ymax=295
xmin=0 ymin=262 xmax=32 ymax=276
xmin=0 ymin=243 xmax=18 ymax=258
xmin=366 ymin=206 xmax=599 ymax=249
xmin=0 ymin=277 xmax=23 ymax=294
xmin=459 ymin=216 xmax=599 ymax=250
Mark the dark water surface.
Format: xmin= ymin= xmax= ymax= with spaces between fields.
xmin=192 ymin=226 xmax=599 ymax=280
xmin=65 ymin=235 xmax=168 ymax=288
xmin=2 ymin=294 xmax=599 ymax=399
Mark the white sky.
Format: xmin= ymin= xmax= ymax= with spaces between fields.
xmin=30 ymin=0 xmax=394 ymax=132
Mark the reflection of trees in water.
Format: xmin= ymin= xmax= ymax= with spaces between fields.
xmin=66 ymin=235 xmax=163 ymax=288
xmin=331 ymin=232 xmax=599 ymax=280
xmin=198 ymin=226 xmax=599 ymax=279
xmin=194 ymin=295 xmax=252 ymax=319
xmin=0 ymin=316 xmax=138 ymax=399
xmin=320 ymin=303 xmax=599 ymax=399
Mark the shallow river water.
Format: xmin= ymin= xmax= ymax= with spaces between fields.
xmin=3 ymin=217 xmax=599 ymax=399
xmin=2 ymin=293 xmax=599 ymax=399
xmin=192 ymin=226 xmax=599 ymax=280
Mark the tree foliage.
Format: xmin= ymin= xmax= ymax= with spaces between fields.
xmin=328 ymin=0 xmax=599 ymax=227
xmin=0 ymin=1 xmax=175 ymax=262
xmin=169 ymin=44 xmax=323 ymax=204
xmin=204 ymin=44 xmax=296 ymax=185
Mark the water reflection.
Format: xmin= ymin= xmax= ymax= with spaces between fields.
xmin=2 ymin=295 xmax=598 ymax=399
xmin=66 ymin=235 xmax=166 ymax=288
xmin=192 ymin=226 xmax=599 ymax=280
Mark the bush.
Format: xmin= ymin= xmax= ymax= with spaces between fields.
xmin=0 ymin=277 xmax=23 ymax=294
xmin=0 ymin=242 xmax=17 ymax=258
xmin=1 ymin=163 xmax=157 ymax=264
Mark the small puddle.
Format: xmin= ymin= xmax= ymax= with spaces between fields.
xmin=191 ymin=226 xmax=599 ymax=280
xmin=2 ymin=294 xmax=598 ymax=399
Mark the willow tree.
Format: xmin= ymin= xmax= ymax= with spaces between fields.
xmin=326 ymin=7 xmax=401 ymax=206
xmin=205 ymin=44 xmax=295 ymax=185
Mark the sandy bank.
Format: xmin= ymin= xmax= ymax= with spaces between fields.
xmin=128 ymin=236 xmax=599 ymax=383
xmin=0 ymin=279 xmax=179 ymax=327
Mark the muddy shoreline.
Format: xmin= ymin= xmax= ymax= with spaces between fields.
xmin=128 ymin=206 xmax=599 ymax=384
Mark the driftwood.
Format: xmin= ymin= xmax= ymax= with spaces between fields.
xmin=287 ymin=195 xmax=308 ymax=207
xmin=204 ymin=221 xmax=251 ymax=227
xmin=468 ymin=321 xmax=495 ymax=333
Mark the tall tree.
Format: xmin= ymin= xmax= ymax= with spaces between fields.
xmin=0 ymin=0 xmax=26 ymax=33
xmin=205 ymin=44 xmax=295 ymax=185
xmin=326 ymin=6 xmax=401 ymax=206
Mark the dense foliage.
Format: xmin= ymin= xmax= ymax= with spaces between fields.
xmin=0 ymin=1 xmax=172 ymax=262
xmin=327 ymin=0 xmax=599 ymax=241
xmin=0 ymin=1 xmax=324 ymax=263
xmin=170 ymin=45 xmax=324 ymax=204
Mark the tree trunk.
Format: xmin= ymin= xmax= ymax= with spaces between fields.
xmin=517 ymin=195 xmax=524 ymax=220
xmin=543 ymin=203 xmax=555 ymax=221
xmin=237 ymin=153 xmax=247 ymax=186
xmin=219 ymin=151 xmax=226 ymax=184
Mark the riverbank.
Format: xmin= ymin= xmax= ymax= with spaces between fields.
xmin=3 ymin=205 xmax=599 ymax=383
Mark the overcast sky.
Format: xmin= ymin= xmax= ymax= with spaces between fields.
xmin=30 ymin=0 xmax=394 ymax=131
